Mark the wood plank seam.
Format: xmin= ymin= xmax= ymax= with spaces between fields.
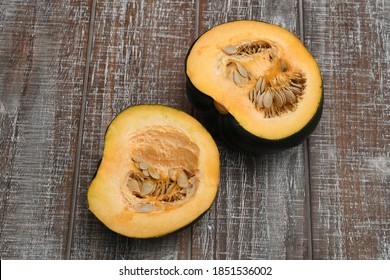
xmin=298 ymin=0 xmax=314 ymax=260
xmin=65 ymin=0 xmax=98 ymax=260
xmin=188 ymin=0 xmax=200 ymax=260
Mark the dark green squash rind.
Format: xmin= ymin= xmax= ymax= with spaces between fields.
xmin=218 ymin=92 xmax=323 ymax=153
xmin=186 ymin=69 xmax=323 ymax=153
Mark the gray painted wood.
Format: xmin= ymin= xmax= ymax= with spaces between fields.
xmin=0 ymin=1 xmax=92 ymax=259
xmin=304 ymin=0 xmax=390 ymax=259
xmin=1 ymin=0 xmax=389 ymax=260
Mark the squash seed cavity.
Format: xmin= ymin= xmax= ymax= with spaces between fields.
xmin=121 ymin=126 xmax=200 ymax=213
xmin=220 ymin=40 xmax=306 ymax=118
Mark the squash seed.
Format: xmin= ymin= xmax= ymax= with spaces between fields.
xmin=255 ymin=77 xmax=266 ymax=93
xmin=235 ymin=62 xmax=248 ymax=78
xmin=232 ymin=70 xmax=248 ymax=86
xmin=274 ymin=90 xmax=285 ymax=107
xmin=284 ymin=88 xmax=297 ymax=104
xmin=138 ymin=203 xmax=153 ymax=213
xmin=222 ymin=45 xmax=237 ymax=55
xmin=168 ymin=168 xmax=177 ymax=181
xmin=290 ymin=85 xmax=302 ymax=95
xmin=263 ymin=90 xmax=273 ymax=108
xmin=177 ymin=171 xmax=189 ymax=188
xmin=148 ymin=166 xmax=160 ymax=180
xmin=132 ymin=155 xmax=144 ymax=163
xmin=139 ymin=161 xmax=149 ymax=170
xmin=141 ymin=180 xmax=155 ymax=196
xmin=127 ymin=178 xmax=140 ymax=192
xmin=256 ymin=93 xmax=265 ymax=108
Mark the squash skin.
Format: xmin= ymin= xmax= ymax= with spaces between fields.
xmin=185 ymin=21 xmax=323 ymax=153
xmin=218 ymin=94 xmax=323 ymax=152
xmin=186 ymin=77 xmax=323 ymax=153
xmin=88 ymin=105 xmax=220 ymax=238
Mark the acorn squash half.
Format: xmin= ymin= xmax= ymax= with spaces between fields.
xmin=88 ymin=105 xmax=220 ymax=238
xmin=186 ymin=20 xmax=323 ymax=153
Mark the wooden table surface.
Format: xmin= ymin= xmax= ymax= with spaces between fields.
xmin=0 ymin=0 xmax=389 ymax=260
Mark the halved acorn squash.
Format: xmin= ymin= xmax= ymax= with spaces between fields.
xmin=88 ymin=105 xmax=220 ymax=238
xmin=186 ymin=20 xmax=323 ymax=153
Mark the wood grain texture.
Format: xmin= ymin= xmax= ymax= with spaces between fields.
xmin=0 ymin=1 xmax=91 ymax=259
xmin=190 ymin=0 xmax=311 ymax=259
xmin=304 ymin=0 xmax=390 ymax=259
xmin=2 ymin=0 xmax=388 ymax=260
xmin=70 ymin=0 xmax=197 ymax=260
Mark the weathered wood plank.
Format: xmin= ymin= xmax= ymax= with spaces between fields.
xmin=70 ymin=0 xmax=197 ymax=259
xmin=190 ymin=0 xmax=310 ymax=259
xmin=0 ymin=1 xmax=92 ymax=259
xmin=304 ymin=0 xmax=390 ymax=259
